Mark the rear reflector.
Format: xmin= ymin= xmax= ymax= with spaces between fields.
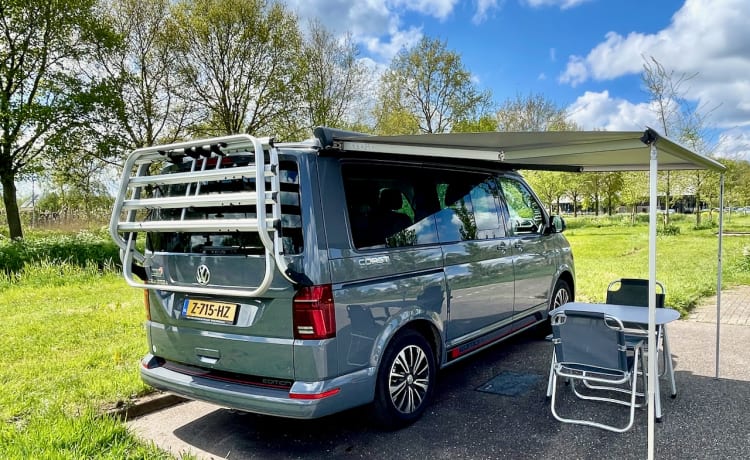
xmin=289 ymin=388 xmax=340 ymax=400
xmin=293 ymin=284 xmax=336 ymax=340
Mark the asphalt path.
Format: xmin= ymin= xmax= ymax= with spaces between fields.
xmin=127 ymin=316 xmax=750 ymax=460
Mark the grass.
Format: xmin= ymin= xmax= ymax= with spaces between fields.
xmin=565 ymin=213 xmax=750 ymax=314
xmin=1 ymin=216 xmax=749 ymax=458
xmin=0 ymin=262 xmax=176 ymax=459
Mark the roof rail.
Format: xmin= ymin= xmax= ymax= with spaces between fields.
xmin=109 ymin=134 xmax=292 ymax=297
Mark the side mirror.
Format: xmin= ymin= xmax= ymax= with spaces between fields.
xmin=551 ymin=215 xmax=566 ymax=233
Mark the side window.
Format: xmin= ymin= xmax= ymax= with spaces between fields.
xmin=342 ymin=163 xmax=439 ymax=250
xmin=498 ymin=177 xmax=545 ymax=235
xmin=435 ymin=174 xmax=505 ymax=243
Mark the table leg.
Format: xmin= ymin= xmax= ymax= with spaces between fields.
xmin=662 ymin=326 xmax=677 ymax=398
xmin=654 ymin=365 xmax=663 ymax=422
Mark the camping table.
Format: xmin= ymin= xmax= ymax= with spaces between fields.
xmin=549 ymin=301 xmax=680 ymax=421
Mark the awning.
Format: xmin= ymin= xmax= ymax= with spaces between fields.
xmin=325 ymin=127 xmax=726 ymax=173
xmin=317 ymin=125 xmax=727 ymax=460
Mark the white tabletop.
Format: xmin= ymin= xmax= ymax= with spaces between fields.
xmin=549 ymin=301 xmax=680 ymax=325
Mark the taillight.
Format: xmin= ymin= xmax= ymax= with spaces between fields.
xmin=143 ymin=289 xmax=151 ymax=321
xmin=293 ymin=284 xmax=336 ymax=340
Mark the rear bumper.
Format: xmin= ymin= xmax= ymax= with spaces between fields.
xmin=140 ymin=354 xmax=376 ymax=419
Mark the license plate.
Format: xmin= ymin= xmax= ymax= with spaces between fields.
xmin=182 ymin=299 xmax=239 ymax=324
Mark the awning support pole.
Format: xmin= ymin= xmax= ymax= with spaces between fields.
xmin=716 ymin=174 xmax=725 ymax=379
xmin=647 ymin=142 xmax=658 ymax=460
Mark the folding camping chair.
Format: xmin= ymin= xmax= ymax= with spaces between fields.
xmin=606 ymin=278 xmax=676 ymax=400
xmin=546 ymin=310 xmax=646 ymax=433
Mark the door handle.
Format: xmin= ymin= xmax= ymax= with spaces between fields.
xmin=514 ymin=241 xmax=523 ymax=251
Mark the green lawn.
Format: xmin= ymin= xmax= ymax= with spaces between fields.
xmin=0 ymin=263 xmax=175 ymax=459
xmin=566 ymin=213 xmax=750 ymax=313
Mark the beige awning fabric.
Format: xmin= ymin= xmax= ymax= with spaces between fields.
xmin=331 ymin=128 xmax=725 ymax=173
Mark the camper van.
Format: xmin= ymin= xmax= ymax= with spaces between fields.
xmin=109 ymin=127 xmax=575 ymax=428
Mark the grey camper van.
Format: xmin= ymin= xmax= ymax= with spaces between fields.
xmin=110 ymin=127 xmax=575 ymax=428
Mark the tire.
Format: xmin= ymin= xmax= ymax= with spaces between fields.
xmin=537 ymin=279 xmax=572 ymax=338
xmin=372 ymin=330 xmax=436 ymax=429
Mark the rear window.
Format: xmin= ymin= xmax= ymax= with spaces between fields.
xmin=145 ymin=157 xmax=303 ymax=255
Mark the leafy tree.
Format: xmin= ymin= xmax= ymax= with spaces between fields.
xmin=582 ymin=173 xmax=603 ymax=215
xmin=494 ymin=93 xmax=577 ymax=215
xmin=601 ymin=172 xmax=624 ymax=215
xmin=562 ymin=172 xmax=586 ymax=217
xmin=523 ymin=171 xmax=565 ymax=215
xmin=0 ymin=0 xmax=116 ymax=238
xmin=375 ymin=37 xmax=492 ymax=134
xmin=298 ymin=20 xmax=372 ymax=133
xmin=98 ymin=0 xmax=194 ymax=150
xmin=373 ymin=103 xmax=420 ymax=135
xmin=496 ymin=92 xmax=577 ymax=132
xmin=451 ymin=113 xmax=497 ymax=133
xmin=620 ymin=172 xmax=649 ymax=223
xmin=167 ymin=0 xmax=303 ymax=137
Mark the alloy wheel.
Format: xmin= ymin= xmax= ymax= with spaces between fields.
xmin=388 ymin=344 xmax=430 ymax=414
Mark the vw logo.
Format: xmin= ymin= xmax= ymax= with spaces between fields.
xmin=196 ymin=264 xmax=211 ymax=286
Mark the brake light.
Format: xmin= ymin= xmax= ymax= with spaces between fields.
xmin=293 ymin=284 xmax=336 ymax=339
xmin=143 ymin=289 xmax=151 ymax=321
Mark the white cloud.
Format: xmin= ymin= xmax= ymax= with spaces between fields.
xmin=566 ymin=90 xmax=657 ymax=131
xmin=523 ymin=0 xmax=592 ymax=9
xmin=391 ymin=0 xmax=460 ymax=20
xmin=714 ymin=128 xmax=750 ymax=161
xmin=282 ymin=0 xmax=507 ymax=61
xmin=473 ymin=0 xmax=501 ymax=24
xmin=361 ymin=26 xmax=424 ymax=61
xmin=558 ymin=0 xmax=750 ymax=131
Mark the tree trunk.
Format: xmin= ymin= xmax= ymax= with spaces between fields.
xmin=1 ymin=170 xmax=23 ymax=239
xmin=695 ymin=192 xmax=702 ymax=227
xmin=664 ymin=171 xmax=671 ymax=226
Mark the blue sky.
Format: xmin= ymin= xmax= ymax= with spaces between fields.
xmin=282 ymin=0 xmax=750 ymax=160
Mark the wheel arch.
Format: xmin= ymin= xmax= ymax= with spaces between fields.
xmin=555 ymin=270 xmax=575 ymax=302
xmin=373 ymin=315 xmax=443 ymax=371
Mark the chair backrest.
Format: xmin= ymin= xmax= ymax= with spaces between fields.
xmin=551 ymin=310 xmax=628 ymax=372
xmin=606 ymin=278 xmax=665 ymax=308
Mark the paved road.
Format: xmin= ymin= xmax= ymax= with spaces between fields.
xmin=128 ymin=292 xmax=750 ymax=460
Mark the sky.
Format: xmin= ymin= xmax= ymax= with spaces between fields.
xmin=281 ymin=0 xmax=750 ymax=160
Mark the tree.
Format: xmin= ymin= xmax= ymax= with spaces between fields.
xmin=167 ymin=0 xmax=303 ymax=137
xmin=0 ymin=0 xmax=116 ymax=238
xmin=582 ymin=173 xmax=603 ymax=215
xmin=562 ymin=172 xmax=586 ymax=217
xmin=524 ymin=170 xmax=565 ymax=215
xmin=375 ymin=37 xmax=492 ymax=134
xmin=601 ymin=172 xmax=624 ymax=215
xmin=496 ymin=92 xmax=577 ymax=132
xmin=298 ymin=20 xmax=372 ymax=133
xmin=642 ymin=56 xmax=716 ymax=226
xmin=451 ymin=113 xmax=497 ymax=133
xmin=494 ymin=93 xmax=578 ymax=215
xmin=620 ymin=172 xmax=649 ymax=223
xmin=98 ymin=0 xmax=194 ymax=150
